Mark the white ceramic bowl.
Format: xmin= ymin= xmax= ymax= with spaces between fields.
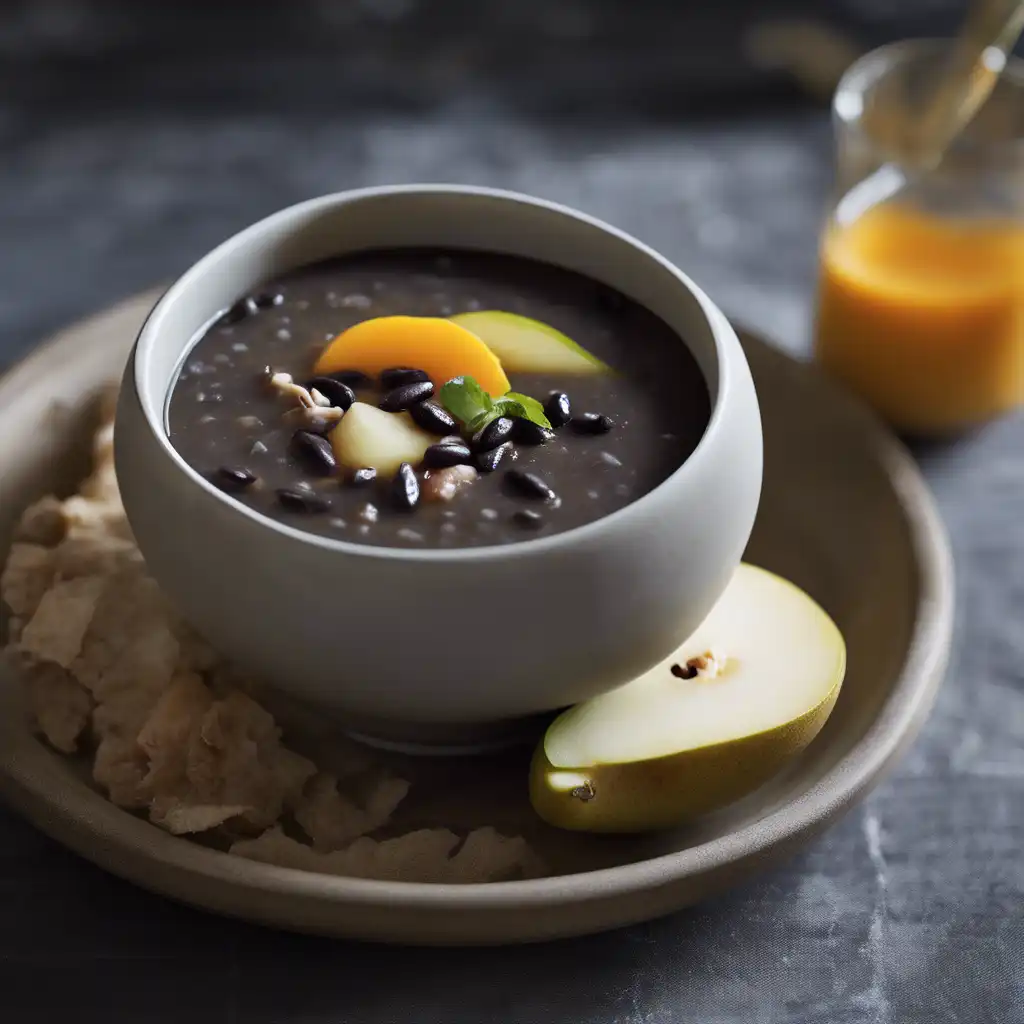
xmin=115 ymin=185 xmax=762 ymax=745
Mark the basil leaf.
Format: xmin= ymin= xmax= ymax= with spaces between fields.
xmin=492 ymin=398 xmax=528 ymax=420
xmin=439 ymin=376 xmax=493 ymax=427
xmin=502 ymin=392 xmax=552 ymax=429
xmin=440 ymin=378 xmax=552 ymax=433
xmin=466 ymin=410 xmax=497 ymax=435
xmin=466 ymin=404 xmax=519 ymax=435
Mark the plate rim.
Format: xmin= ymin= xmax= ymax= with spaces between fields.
xmin=0 ymin=291 xmax=954 ymax=938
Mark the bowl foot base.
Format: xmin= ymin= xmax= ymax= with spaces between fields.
xmin=341 ymin=712 xmax=553 ymax=757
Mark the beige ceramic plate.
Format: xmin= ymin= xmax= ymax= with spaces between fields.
xmin=0 ymin=291 xmax=953 ymax=945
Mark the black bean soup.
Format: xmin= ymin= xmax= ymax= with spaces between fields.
xmin=167 ymin=249 xmax=710 ymax=549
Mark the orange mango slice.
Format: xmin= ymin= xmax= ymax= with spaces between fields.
xmin=314 ymin=316 xmax=511 ymax=397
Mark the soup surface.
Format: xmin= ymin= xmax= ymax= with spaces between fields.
xmin=167 ymin=249 xmax=710 ymax=548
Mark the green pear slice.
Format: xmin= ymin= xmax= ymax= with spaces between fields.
xmin=449 ymin=311 xmax=610 ymax=374
xmin=530 ymin=563 xmax=846 ymax=833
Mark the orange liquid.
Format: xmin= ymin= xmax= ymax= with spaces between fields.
xmin=814 ymin=202 xmax=1024 ymax=434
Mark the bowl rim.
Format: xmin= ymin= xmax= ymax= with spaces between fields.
xmin=129 ymin=183 xmax=751 ymax=563
xmin=0 ymin=300 xmax=954 ymax=933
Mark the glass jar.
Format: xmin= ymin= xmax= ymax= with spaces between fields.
xmin=813 ymin=39 xmax=1024 ymax=436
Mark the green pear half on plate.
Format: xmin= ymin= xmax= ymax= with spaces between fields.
xmin=449 ymin=311 xmax=611 ymax=374
xmin=530 ymin=563 xmax=846 ymax=833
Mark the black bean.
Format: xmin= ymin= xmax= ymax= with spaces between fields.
xmin=251 ymin=292 xmax=285 ymax=310
xmin=409 ymin=400 xmax=457 ymax=435
xmin=305 ymin=376 xmax=355 ymax=411
xmin=544 ymin=391 xmax=572 ymax=428
xmin=348 ymin=467 xmax=377 ymax=487
xmin=391 ymin=462 xmax=420 ymax=511
xmin=670 ymin=662 xmax=699 ymax=680
xmin=277 ymin=488 xmax=331 ymax=514
xmin=380 ymin=367 xmax=430 ymax=389
xmin=218 ymin=300 xmax=250 ymax=326
xmin=471 ymin=416 xmax=514 ymax=452
xmin=423 ymin=442 xmax=472 ymax=469
xmin=474 ymin=441 xmax=515 ymax=473
xmin=290 ymin=430 xmax=337 ymax=475
xmin=570 ymin=412 xmax=614 ymax=435
xmin=212 ymin=466 xmax=257 ymax=492
xmin=512 ymin=418 xmax=556 ymax=445
xmin=329 ymin=369 xmax=374 ymax=390
xmin=504 ymin=469 xmax=557 ymax=502
xmin=379 ymin=381 xmax=434 ymax=412
xmin=512 ymin=509 xmax=545 ymax=530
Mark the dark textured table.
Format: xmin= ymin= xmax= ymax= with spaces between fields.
xmin=1 ymin=3 xmax=1021 ymax=1021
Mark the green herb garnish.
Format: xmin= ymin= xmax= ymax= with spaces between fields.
xmin=439 ymin=376 xmax=552 ymax=434
xmin=438 ymin=376 xmax=493 ymax=426
xmin=502 ymin=392 xmax=550 ymax=426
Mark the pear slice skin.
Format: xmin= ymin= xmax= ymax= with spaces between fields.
xmin=449 ymin=311 xmax=611 ymax=374
xmin=530 ymin=563 xmax=846 ymax=833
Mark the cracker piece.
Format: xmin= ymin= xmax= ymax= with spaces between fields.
xmin=92 ymin=732 xmax=150 ymax=808
xmin=229 ymin=826 xmax=322 ymax=871
xmin=137 ymin=672 xmax=214 ymax=793
xmin=446 ymin=826 xmax=547 ymax=883
xmin=168 ymin=616 xmax=224 ymax=675
xmin=53 ymin=530 xmax=140 ymax=580
xmin=231 ymin=823 xmax=545 ymax=883
xmin=19 ymin=576 xmax=105 ymax=668
xmin=59 ymin=496 xmax=133 ymax=544
xmin=339 ymin=829 xmax=463 ymax=882
xmin=14 ymin=496 xmax=68 ymax=547
xmin=1 ymin=544 xmax=55 ymax=618
xmin=91 ymin=688 xmax=161 ymax=742
xmin=79 ymin=458 xmax=120 ymax=504
xmin=25 ymin=660 xmax=93 ymax=753
xmin=293 ymin=772 xmax=410 ymax=852
xmin=152 ymin=802 xmax=249 ymax=835
xmin=230 ymin=825 xmax=463 ymax=882
xmin=72 ymin=572 xmax=179 ymax=708
xmin=134 ymin=675 xmax=253 ymax=835
xmin=185 ymin=692 xmax=316 ymax=831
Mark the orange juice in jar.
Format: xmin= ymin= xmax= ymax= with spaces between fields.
xmin=813 ymin=41 xmax=1024 ymax=436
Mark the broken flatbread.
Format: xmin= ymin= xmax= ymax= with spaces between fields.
xmin=24 ymin=660 xmax=93 ymax=754
xmin=232 ymin=824 xmax=544 ymax=883
xmin=19 ymin=576 xmax=106 ymax=669
xmin=1 ymin=543 xmax=55 ymax=619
